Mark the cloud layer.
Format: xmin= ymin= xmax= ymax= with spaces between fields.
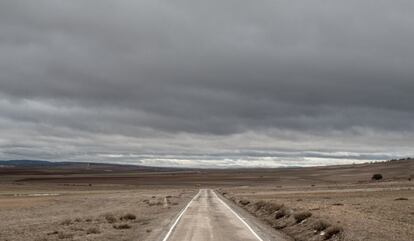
xmin=1 ymin=0 xmax=413 ymax=167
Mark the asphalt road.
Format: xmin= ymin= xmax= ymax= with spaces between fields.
xmin=162 ymin=189 xmax=266 ymax=241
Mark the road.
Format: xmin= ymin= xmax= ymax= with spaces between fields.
xmin=162 ymin=189 xmax=265 ymax=241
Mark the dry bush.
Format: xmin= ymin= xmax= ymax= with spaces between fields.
xmin=104 ymin=213 xmax=117 ymax=223
xmin=137 ymin=218 xmax=152 ymax=225
xmin=34 ymin=238 xmax=48 ymax=241
xmin=371 ymin=173 xmax=383 ymax=180
xmin=274 ymin=207 xmax=288 ymax=219
xmin=264 ymin=203 xmax=283 ymax=213
xmin=313 ymin=220 xmax=330 ymax=231
xmin=60 ymin=219 xmax=72 ymax=226
xmin=57 ymin=232 xmax=74 ymax=239
xmin=239 ymin=199 xmax=250 ymax=206
xmin=254 ymin=200 xmax=267 ymax=211
xmin=86 ymin=227 xmax=100 ymax=234
xmin=394 ymin=197 xmax=408 ymax=201
xmin=324 ymin=225 xmax=342 ymax=239
xmin=120 ymin=213 xmax=136 ymax=221
xmin=113 ymin=224 xmax=131 ymax=229
xmin=148 ymin=200 xmax=163 ymax=206
xmin=293 ymin=211 xmax=312 ymax=223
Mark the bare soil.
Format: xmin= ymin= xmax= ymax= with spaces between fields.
xmin=217 ymin=159 xmax=414 ymax=241
xmin=0 ymin=184 xmax=195 ymax=241
xmin=0 ymin=159 xmax=413 ymax=241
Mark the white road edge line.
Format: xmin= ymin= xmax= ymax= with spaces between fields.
xmin=161 ymin=189 xmax=201 ymax=241
xmin=213 ymin=190 xmax=265 ymax=241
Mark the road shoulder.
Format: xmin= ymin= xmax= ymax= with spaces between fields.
xmin=215 ymin=190 xmax=293 ymax=241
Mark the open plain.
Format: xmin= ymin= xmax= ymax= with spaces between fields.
xmin=0 ymin=159 xmax=413 ymax=241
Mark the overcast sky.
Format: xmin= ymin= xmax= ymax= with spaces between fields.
xmin=1 ymin=0 xmax=413 ymax=167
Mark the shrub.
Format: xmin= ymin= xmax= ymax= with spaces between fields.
xmin=254 ymin=200 xmax=267 ymax=211
xmin=34 ymin=238 xmax=48 ymax=241
xmin=293 ymin=211 xmax=312 ymax=223
xmin=239 ymin=200 xmax=250 ymax=206
xmin=265 ymin=203 xmax=283 ymax=213
xmin=371 ymin=174 xmax=383 ymax=180
xmin=120 ymin=213 xmax=136 ymax=221
xmin=274 ymin=207 xmax=288 ymax=219
xmin=57 ymin=232 xmax=73 ymax=239
xmin=104 ymin=214 xmax=117 ymax=223
xmin=394 ymin=197 xmax=408 ymax=201
xmin=313 ymin=220 xmax=330 ymax=231
xmin=86 ymin=227 xmax=100 ymax=234
xmin=324 ymin=225 xmax=342 ymax=239
xmin=60 ymin=219 xmax=72 ymax=226
xmin=113 ymin=224 xmax=131 ymax=229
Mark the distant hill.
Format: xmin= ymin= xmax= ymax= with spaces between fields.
xmin=0 ymin=159 xmax=183 ymax=174
xmin=0 ymin=160 xmax=67 ymax=167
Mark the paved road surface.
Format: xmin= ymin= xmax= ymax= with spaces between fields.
xmin=162 ymin=189 xmax=264 ymax=241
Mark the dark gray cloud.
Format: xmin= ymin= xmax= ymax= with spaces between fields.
xmin=1 ymin=0 xmax=413 ymax=167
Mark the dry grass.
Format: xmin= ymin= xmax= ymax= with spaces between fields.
xmin=86 ymin=227 xmax=100 ymax=234
xmin=239 ymin=199 xmax=250 ymax=206
xmin=0 ymin=186 xmax=194 ymax=241
xmin=60 ymin=219 xmax=72 ymax=226
xmin=264 ymin=203 xmax=284 ymax=213
xmin=323 ymin=225 xmax=342 ymax=239
xmin=293 ymin=211 xmax=312 ymax=223
xmin=274 ymin=207 xmax=288 ymax=219
xmin=254 ymin=200 xmax=267 ymax=211
xmin=394 ymin=197 xmax=408 ymax=201
xmin=313 ymin=220 xmax=331 ymax=231
xmin=113 ymin=224 xmax=131 ymax=229
xmin=104 ymin=213 xmax=117 ymax=223
xmin=120 ymin=213 xmax=136 ymax=221
xmin=57 ymin=232 xmax=74 ymax=239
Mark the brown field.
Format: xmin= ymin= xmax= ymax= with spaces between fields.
xmin=0 ymin=159 xmax=413 ymax=241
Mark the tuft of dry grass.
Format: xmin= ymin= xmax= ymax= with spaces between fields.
xmin=60 ymin=219 xmax=72 ymax=226
xmin=57 ymin=232 xmax=73 ymax=239
xmin=113 ymin=224 xmax=131 ymax=229
xmin=324 ymin=225 xmax=342 ymax=239
xmin=265 ymin=203 xmax=283 ymax=213
xmin=86 ymin=227 xmax=100 ymax=234
xmin=313 ymin=220 xmax=330 ymax=231
xmin=254 ymin=200 xmax=267 ymax=211
xmin=239 ymin=199 xmax=250 ymax=206
xmin=274 ymin=207 xmax=288 ymax=219
xmin=120 ymin=213 xmax=136 ymax=221
xmin=293 ymin=211 xmax=312 ymax=223
xmin=104 ymin=213 xmax=117 ymax=223
xmin=34 ymin=238 xmax=48 ymax=241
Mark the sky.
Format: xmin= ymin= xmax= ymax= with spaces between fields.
xmin=1 ymin=0 xmax=414 ymax=167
